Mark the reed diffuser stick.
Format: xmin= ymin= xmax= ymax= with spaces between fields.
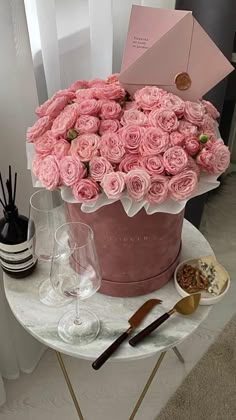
xmin=9 ymin=166 xmax=12 ymax=205
xmin=0 ymin=173 xmax=7 ymax=207
xmin=13 ymin=172 xmax=17 ymax=205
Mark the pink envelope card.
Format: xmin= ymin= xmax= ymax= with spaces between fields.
xmin=119 ymin=5 xmax=234 ymax=101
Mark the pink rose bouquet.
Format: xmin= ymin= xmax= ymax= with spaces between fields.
xmin=27 ymin=75 xmax=230 ymax=204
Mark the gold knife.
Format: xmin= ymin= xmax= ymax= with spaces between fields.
xmin=92 ymin=298 xmax=162 ymax=370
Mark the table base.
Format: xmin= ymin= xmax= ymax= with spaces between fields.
xmin=55 ymin=351 xmax=84 ymax=420
xmin=55 ymin=347 xmax=184 ymax=420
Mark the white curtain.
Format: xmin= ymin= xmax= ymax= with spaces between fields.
xmin=0 ymin=0 xmax=175 ymax=405
xmin=24 ymin=0 xmax=175 ymax=101
xmin=0 ymin=0 xmax=45 ymax=406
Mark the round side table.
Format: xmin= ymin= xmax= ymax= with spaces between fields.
xmin=3 ymin=220 xmax=212 ymax=420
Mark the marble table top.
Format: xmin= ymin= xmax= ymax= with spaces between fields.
xmin=4 ymin=220 xmax=212 ymax=362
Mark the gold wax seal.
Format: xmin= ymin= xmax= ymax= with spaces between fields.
xmin=175 ymin=72 xmax=192 ymax=90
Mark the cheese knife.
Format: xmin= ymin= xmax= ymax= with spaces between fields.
xmin=92 ymin=298 xmax=162 ymax=370
xmin=129 ymin=294 xmax=201 ymax=347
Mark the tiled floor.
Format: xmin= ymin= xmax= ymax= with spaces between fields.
xmin=1 ymin=174 xmax=235 ymax=420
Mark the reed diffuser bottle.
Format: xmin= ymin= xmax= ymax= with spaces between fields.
xmin=0 ymin=167 xmax=37 ymax=278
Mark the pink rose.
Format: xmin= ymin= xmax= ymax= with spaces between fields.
xmin=121 ymin=109 xmax=147 ymax=126
xmin=119 ymin=154 xmax=141 ymax=173
xmin=213 ymin=141 xmax=230 ymax=174
xmin=34 ymin=131 xmax=57 ymax=156
xmin=160 ymin=93 xmax=185 ymax=117
xmin=168 ymin=170 xmax=198 ymax=200
xmin=145 ymin=175 xmax=169 ymax=204
xmin=74 ymin=115 xmax=100 ymax=134
xmin=178 ymin=119 xmax=198 ymax=137
xmin=69 ymin=80 xmax=88 ymax=91
xmin=134 ymin=86 xmax=165 ymax=111
xmin=119 ymin=125 xmax=145 ymax=154
xmin=170 ymin=131 xmax=185 ymax=146
xmin=99 ymin=119 xmax=121 ymax=135
xmin=200 ymin=100 xmax=220 ymax=119
xmin=35 ymin=89 xmax=75 ymax=118
xmin=187 ymin=156 xmax=201 ymax=178
xmin=74 ymin=89 xmax=96 ymax=103
xmin=139 ymin=127 xmax=169 ymax=155
xmin=124 ymin=101 xmax=138 ymax=111
xmin=32 ymin=154 xmax=42 ymax=178
xmin=101 ymin=172 xmax=126 ymax=199
xmin=184 ymin=137 xmax=200 ymax=156
xmin=38 ymin=155 xmax=61 ymax=190
xmin=196 ymin=148 xmax=216 ymax=174
xmin=72 ymin=178 xmax=99 ymax=203
xmin=51 ymin=103 xmax=79 ymax=138
xmin=88 ymin=78 xmax=106 ymax=88
xmin=70 ymin=134 xmax=99 ymax=161
xmin=94 ymin=84 xmax=125 ymax=100
xmin=126 ymin=169 xmax=151 ymax=202
xmin=208 ymin=140 xmax=230 ymax=174
xmin=141 ymin=155 xmax=165 ymax=176
xmin=52 ymin=139 xmax=70 ymax=159
xmin=149 ymin=109 xmax=179 ymax=132
xmin=60 ymin=156 xmax=86 ymax=186
xmin=105 ymin=73 xmax=120 ymax=84
xmin=89 ymin=157 xmax=113 ymax=182
xmin=77 ymin=99 xmax=100 ymax=116
xmin=100 ymin=132 xmax=125 ymax=163
xmin=200 ymin=114 xmax=216 ymax=131
xmin=27 ymin=116 xmax=52 ymax=143
xmin=184 ymin=101 xmax=204 ymax=126
xmin=163 ymin=146 xmax=188 ymax=175
xmin=100 ymin=100 xmax=122 ymax=120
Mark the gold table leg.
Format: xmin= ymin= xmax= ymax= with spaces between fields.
xmin=129 ymin=351 xmax=167 ymax=420
xmin=173 ymin=346 xmax=185 ymax=364
xmin=55 ymin=351 xmax=84 ymax=420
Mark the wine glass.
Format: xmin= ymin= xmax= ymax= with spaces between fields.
xmin=27 ymin=189 xmax=72 ymax=307
xmin=50 ymin=222 xmax=101 ymax=344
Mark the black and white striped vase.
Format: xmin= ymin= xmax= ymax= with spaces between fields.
xmin=0 ymin=206 xmax=37 ymax=278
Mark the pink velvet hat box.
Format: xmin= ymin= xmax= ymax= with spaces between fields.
xmin=65 ymin=202 xmax=184 ymax=297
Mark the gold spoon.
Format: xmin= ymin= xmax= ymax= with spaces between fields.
xmin=129 ymin=294 xmax=201 ymax=347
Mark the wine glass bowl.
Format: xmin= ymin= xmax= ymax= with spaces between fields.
xmin=28 ymin=189 xmax=65 ymax=261
xmin=28 ymin=189 xmax=72 ymax=306
xmin=51 ymin=222 xmax=101 ymax=344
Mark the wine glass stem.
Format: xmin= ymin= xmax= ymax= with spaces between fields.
xmin=74 ymin=298 xmax=82 ymax=325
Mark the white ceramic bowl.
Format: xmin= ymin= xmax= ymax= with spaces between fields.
xmin=174 ymin=258 xmax=230 ymax=305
